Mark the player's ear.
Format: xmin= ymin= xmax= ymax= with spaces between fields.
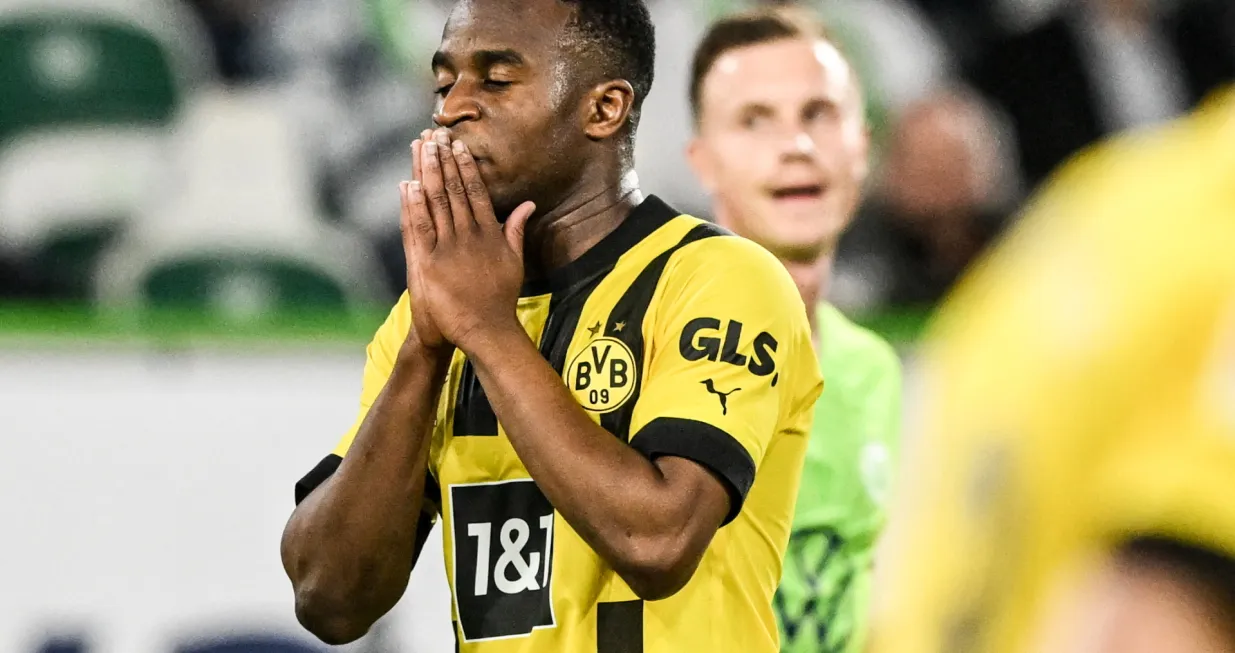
xmin=583 ymin=80 xmax=635 ymax=141
xmin=686 ymin=136 xmax=718 ymax=193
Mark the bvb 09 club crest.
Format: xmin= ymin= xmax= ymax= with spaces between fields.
xmin=566 ymin=337 xmax=637 ymax=413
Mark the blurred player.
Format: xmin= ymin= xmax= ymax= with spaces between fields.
xmin=281 ymin=0 xmax=823 ymax=651
xmin=687 ymin=9 xmax=902 ymax=653
xmin=870 ymin=86 xmax=1235 ymax=652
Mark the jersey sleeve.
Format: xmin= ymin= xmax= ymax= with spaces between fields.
xmin=333 ymin=292 xmax=412 ymax=459
xmin=292 ymin=293 xmax=442 ymax=518
xmin=628 ymin=237 xmax=823 ymax=523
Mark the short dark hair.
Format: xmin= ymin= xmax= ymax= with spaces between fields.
xmin=689 ymin=7 xmax=842 ymax=124
xmin=560 ymin=0 xmax=656 ymax=132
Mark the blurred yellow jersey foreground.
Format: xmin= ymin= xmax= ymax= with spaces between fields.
xmin=870 ymin=87 xmax=1235 ymax=653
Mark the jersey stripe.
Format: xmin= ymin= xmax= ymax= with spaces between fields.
xmin=542 ymin=268 xmax=613 ymax=374
xmin=455 ymin=264 xmax=626 ymax=437
xmin=596 ymin=599 xmax=643 ymax=653
xmin=294 ymin=454 xmax=438 ymax=567
xmin=453 ymin=360 xmax=499 ymax=436
xmin=599 ymin=222 xmax=730 ymax=441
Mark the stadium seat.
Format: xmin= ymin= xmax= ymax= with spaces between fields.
xmin=0 ymin=18 xmax=172 ymax=145
xmin=0 ymin=0 xmax=213 ymax=78
xmin=0 ymin=0 xmax=214 ymax=295
xmin=32 ymin=636 xmax=88 ymax=653
xmin=94 ymin=88 xmax=386 ymax=319
xmin=0 ymin=127 xmax=170 ymax=297
xmin=0 ymin=0 xmax=212 ymax=145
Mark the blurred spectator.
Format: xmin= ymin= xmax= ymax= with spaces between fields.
xmin=182 ymin=0 xmax=269 ymax=83
xmin=834 ymin=89 xmax=1015 ymax=314
xmin=819 ymin=0 xmax=956 ymax=130
xmin=970 ymin=0 xmax=1235 ymax=189
xmin=245 ymin=0 xmax=437 ymax=187
xmin=212 ymin=0 xmax=448 ymax=300
xmin=634 ymin=0 xmax=955 ymax=222
xmin=901 ymin=0 xmax=1002 ymax=60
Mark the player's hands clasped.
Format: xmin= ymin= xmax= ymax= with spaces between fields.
xmin=399 ymin=128 xmax=536 ymax=353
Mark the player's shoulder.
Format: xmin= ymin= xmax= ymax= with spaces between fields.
xmin=370 ymin=291 xmax=412 ymax=344
xmin=663 ymin=214 xmax=776 ymax=264
xmin=660 ymin=215 xmax=802 ymax=304
xmin=391 ymin=290 xmax=411 ymax=311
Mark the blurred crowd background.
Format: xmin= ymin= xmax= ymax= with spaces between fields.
xmin=1 ymin=0 xmax=1232 ymax=652
xmin=4 ymin=0 xmax=1231 ymax=321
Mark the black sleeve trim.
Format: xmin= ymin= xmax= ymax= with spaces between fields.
xmin=423 ymin=470 xmax=442 ymax=514
xmin=410 ymin=510 xmax=437 ymax=569
xmin=629 ymin=417 xmax=756 ymax=525
xmin=1123 ymin=535 xmax=1235 ymax=608
xmin=295 ymin=454 xmax=343 ymax=505
xmin=293 ymin=454 xmax=443 ymax=517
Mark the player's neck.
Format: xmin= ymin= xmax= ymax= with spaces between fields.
xmin=522 ymin=169 xmax=643 ymax=282
xmin=780 ymin=254 xmax=833 ymax=344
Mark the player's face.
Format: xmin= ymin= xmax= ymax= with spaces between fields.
xmin=689 ymin=38 xmax=869 ymax=261
xmin=432 ymin=0 xmax=587 ymax=217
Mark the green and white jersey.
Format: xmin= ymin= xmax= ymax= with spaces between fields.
xmin=775 ymin=303 xmax=902 ymax=653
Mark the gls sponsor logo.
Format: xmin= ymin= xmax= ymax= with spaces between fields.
xmin=679 ymin=317 xmax=778 ymax=378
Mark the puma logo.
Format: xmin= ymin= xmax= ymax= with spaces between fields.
xmin=701 ymin=379 xmax=740 ymax=415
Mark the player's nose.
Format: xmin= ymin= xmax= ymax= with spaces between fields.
xmin=792 ymin=132 xmax=817 ymax=154
xmin=767 ymin=127 xmax=812 ymax=164
xmin=434 ymin=84 xmax=481 ymax=128
xmin=778 ymin=131 xmax=817 ymax=161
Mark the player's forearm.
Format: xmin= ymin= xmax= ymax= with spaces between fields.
xmin=281 ymin=341 xmax=450 ymax=644
xmin=465 ymin=331 xmax=709 ymax=597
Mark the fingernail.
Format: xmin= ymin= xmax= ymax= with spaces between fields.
xmin=435 ymin=130 xmax=449 ymax=145
xmin=409 ymin=180 xmax=423 ymax=202
xmin=452 ymin=140 xmax=465 ymax=154
xmin=424 ymin=141 xmax=438 ymax=157
xmin=410 ymin=139 xmax=419 ymax=150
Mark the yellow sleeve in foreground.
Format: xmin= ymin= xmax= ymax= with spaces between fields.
xmin=332 ymin=292 xmax=412 ymax=457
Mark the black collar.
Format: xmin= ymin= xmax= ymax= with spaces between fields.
xmin=520 ymin=195 xmax=679 ymax=297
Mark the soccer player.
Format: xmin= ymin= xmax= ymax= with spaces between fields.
xmin=280 ymin=1 xmax=823 ymax=652
xmin=870 ymin=87 xmax=1235 ymax=653
xmin=686 ymin=9 xmax=902 ymax=653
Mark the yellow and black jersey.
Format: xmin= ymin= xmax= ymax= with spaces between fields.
xmin=870 ymin=88 xmax=1235 ymax=653
xmin=296 ymin=196 xmax=823 ymax=652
